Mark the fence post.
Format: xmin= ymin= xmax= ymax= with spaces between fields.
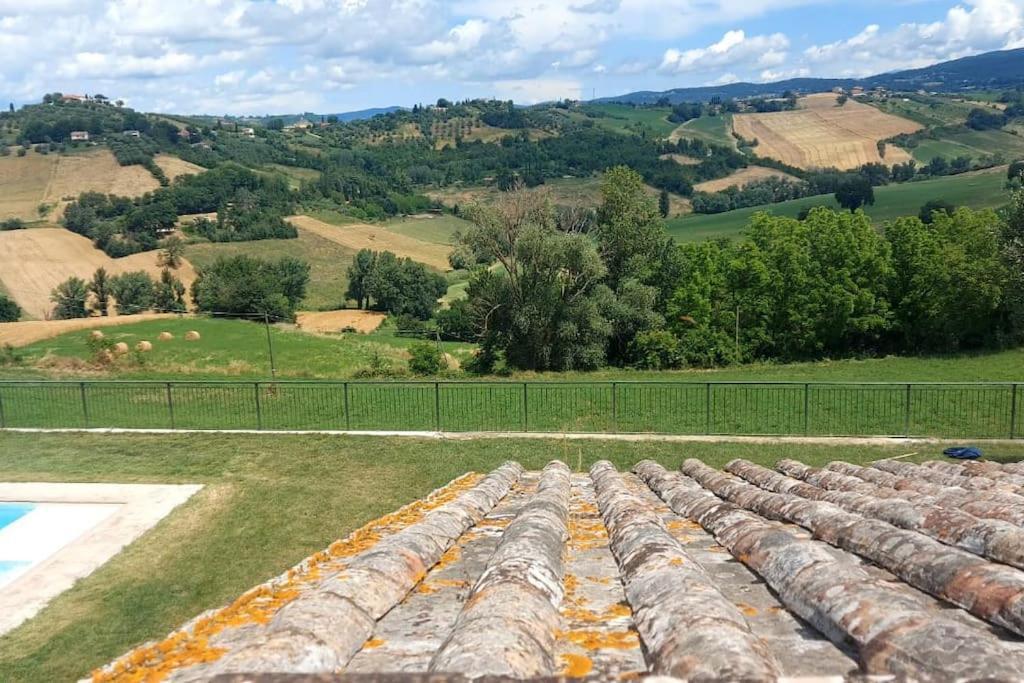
xmin=434 ymin=382 xmax=441 ymax=432
xmin=1011 ymin=383 xmax=1019 ymax=440
xmin=705 ymin=383 xmax=712 ymax=435
xmin=166 ymin=382 xmax=175 ymax=430
xmin=611 ymin=382 xmax=618 ymax=433
xmin=0 ymin=384 xmax=6 ymax=429
xmin=904 ymin=383 xmax=912 ymax=437
xmin=343 ymin=382 xmax=351 ymax=431
xmin=522 ymin=382 xmax=529 ymax=432
xmin=79 ymin=382 xmax=89 ymax=429
xmin=803 ymin=383 xmax=810 ymax=436
xmin=254 ymin=382 xmax=262 ymax=430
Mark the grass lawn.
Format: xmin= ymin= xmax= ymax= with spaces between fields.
xmin=384 ymin=215 xmax=473 ymax=245
xmin=576 ymin=104 xmax=678 ymax=138
xmin=184 ymin=231 xmax=355 ymax=311
xmin=671 ymin=114 xmax=735 ymax=148
xmin=667 ymin=166 xmax=1010 ymax=242
xmin=3 ymin=431 xmax=1023 ymax=682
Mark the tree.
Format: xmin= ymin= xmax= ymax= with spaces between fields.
xmin=835 ymin=176 xmax=874 ymax=212
xmin=157 ymin=236 xmax=185 ymax=269
xmin=345 ymin=249 xmax=376 ymax=309
xmin=1008 ymin=160 xmax=1024 ymax=181
xmin=51 ymin=277 xmax=90 ymax=319
xmin=966 ymin=108 xmax=1005 ymax=131
xmin=191 ymin=254 xmax=309 ymax=320
xmin=266 ymin=118 xmax=285 ymax=131
xmin=362 ymin=251 xmax=446 ymax=319
xmin=408 ymin=342 xmax=443 ymax=375
xmin=0 ymin=293 xmax=21 ymax=322
xmin=459 ymin=187 xmax=612 ymax=371
xmin=153 ymin=268 xmax=187 ymax=312
xmin=836 ymin=94 xmax=849 ymax=106
xmin=595 ymin=166 xmax=665 ymax=289
xmin=658 ymin=189 xmax=670 ymax=218
xmin=919 ymin=200 xmax=956 ymax=224
xmin=89 ymin=267 xmax=112 ymax=316
xmin=110 ymin=271 xmax=155 ymax=315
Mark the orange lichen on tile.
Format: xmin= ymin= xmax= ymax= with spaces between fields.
xmin=559 ymin=652 xmax=594 ymax=678
xmin=562 ymin=629 xmax=640 ymax=650
xmin=362 ymin=637 xmax=386 ymax=650
xmin=92 ymin=472 xmax=480 ymax=683
xmin=736 ymin=602 xmax=759 ymax=617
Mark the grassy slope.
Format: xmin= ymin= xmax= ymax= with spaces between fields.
xmin=911 ymin=129 xmax=1024 ymax=163
xmin=2 ymin=431 xmax=1022 ymax=682
xmin=667 ymin=166 xmax=1009 ymax=242
xmin=383 ymin=215 xmax=473 ymax=245
xmin=184 ymin=231 xmax=354 ymax=312
xmin=5 ymin=316 xmax=1024 ymax=383
xmin=577 ymin=104 xmax=678 ymax=138
xmin=672 ymin=114 xmax=735 ymax=147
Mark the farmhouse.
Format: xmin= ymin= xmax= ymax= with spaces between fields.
xmin=122 ymin=130 xmax=141 ymax=138
xmin=95 ymin=457 xmax=1024 ymax=681
xmin=285 ymin=117 xmax=314 ymax=131
xmin=69 ymin=131 xmax=89 ymax=142
xmin=240 ymin=126 xmax=256 ymax=137
xmin=61 ymin=94 xmax=86 ymax=103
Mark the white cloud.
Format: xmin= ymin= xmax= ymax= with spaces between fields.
xmin=659 ymin=29 xmax=790 ymax=74
xmin=493 ymin=78 xmax=582 ymax=103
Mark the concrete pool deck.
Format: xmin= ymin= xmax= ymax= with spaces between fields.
xmin=0 ymin=482 xmax=201 ymax=636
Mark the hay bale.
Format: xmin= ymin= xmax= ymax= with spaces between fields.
xmin=185 ymin=330 xmax=201 ymax=341
xmin=158 ymin=332 xmax=174 ymax=342
xmin=113 ymin=342 xmax=129 ymax=354
xmin=97 ymin=349 xmax=114 ymax=364
xmin=136 ymin=341 xmax=153 ymax=352
xmin=89 ymin=330 xmax=105 ymax=341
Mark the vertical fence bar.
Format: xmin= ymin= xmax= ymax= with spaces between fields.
xmin=611 ymin=382 xmax=618 ymax=433
xmin=904 ymin=383 xmax=912 ymax=437
xmin=1011 ymin=383 xmax=1018 ymax=440
xmin=0 ymin=383 xmax=6 ymax=429
xmin=434 ymin=381 xmax=441 ymax=432
xmin=254 ymin=382 xmax=263 ymax=430
xmin=705 ymin=383 xmax=712 ymax=434
xmin=166 ymin=382 xmax=175 ymax=430
xmin=798 ymin=383 xmax=807 ymax=435
xmin=522 ymin=382 xmax=529 ymax=432
xmin=343 ymin=382 xmax=351 ymax=431
xmin=79 ymin=382 xmax=89 ymax=428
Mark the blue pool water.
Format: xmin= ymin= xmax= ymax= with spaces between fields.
xmin=0 ymin=503 xmax=34 ymax=531
xmin=0 ymin=501 xmax=34 ymax=528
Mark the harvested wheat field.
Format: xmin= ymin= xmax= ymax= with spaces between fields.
xmin=97 ymin=457 xmax=1024 ymax=682
xmin=154 ymin=154 xmax=204 ymax=181
xmin=0 ymin=313 xmax=178 ymax=347
xmin=296 ymin=309 xmax=387 ymax=334
xmin=289 ymin=214 xmax=452 ymax=271
xmin=0 ymin=149 xmax=160 ymax=221
xmin=0 ymin=228 xmax=196 ymax=319
xmin=659 ymin=153 xmax=701 ymax=165
xmin=733 ymin=94 xmax=921 ymax=171
xmin=695 ymin=166 xmax=801 ymax=193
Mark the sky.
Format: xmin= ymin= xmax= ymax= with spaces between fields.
xmin=2 ymin=0 xmax=1024 ymax=115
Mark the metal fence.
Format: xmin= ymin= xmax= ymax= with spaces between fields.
xmin=0 ymin=380 xmax=1020 ymax=438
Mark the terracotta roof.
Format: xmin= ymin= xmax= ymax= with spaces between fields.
xmin=94 ymin=458 xmax=1024 ymax=682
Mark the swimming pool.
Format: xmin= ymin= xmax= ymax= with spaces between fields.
xmin=0 ymin=503 xmax=36 ymax=587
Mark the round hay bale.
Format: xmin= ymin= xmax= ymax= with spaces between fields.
xmin=113 ymin=342 xmax=130 ymax=355
xmin=97 ymin=349 xmax=114 ymax=364
xmin=136 ymin=341 xmax=153 ymax=352
xmin=158 ymin=332 xmax=174 ymax=342
xmin=89 ymin=330 xmax=105 ymax=341
xmin=185 ymin=330 xmax=201 ymax=341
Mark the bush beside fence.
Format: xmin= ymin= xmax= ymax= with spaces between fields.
xmin=0 ymin=381 xmax=1019 ymax=439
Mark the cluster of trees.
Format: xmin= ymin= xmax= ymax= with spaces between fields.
xmin=50 ymin=266 xmax=187 ymax=320
xmin=0 ymin=294 xmax=21 ymax=322
xmin=346 ymin=249 xmax=447 ymax=319
xmin=190 ymin=255 xmax=309 ymax=320
xmin=449 ymin=167 xmax=1024 ymax=372
xmin=691 ymin=177 xmax=810 ymax=214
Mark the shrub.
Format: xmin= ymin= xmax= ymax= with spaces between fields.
xmin=436 ymin=299 xmax=476 ymax=342
xmin=408 ymin=342 xmax=443 ymax=375
xmin=629 ymin=330 xmax=681 ymax=369
xmin=0 ymin=294 xmax=21 ymax=322
xmin=0 ymin=218 xmax=25 ymax=230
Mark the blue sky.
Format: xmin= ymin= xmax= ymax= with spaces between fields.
xmin=1 ymin=1 xmax=1023 ymax=115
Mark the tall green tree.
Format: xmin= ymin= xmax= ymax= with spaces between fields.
xmin=89 ymin=267 xmax=112 ymax=316
xmin=51 ymin=277 xmax=90 ymax=320
xmin=191 ymin=254 xmax=310 ymax=321
xmin=153 ymin=269 xmax=187 ymax=313
xmin=346 ymin=249 xmax=376 ymax=309
xmin=0 ymin=293 xmax=21 ymax=322
xmin=835 ymin=176 xmax=874 ymax=212
xmin=110 ymin=271 xmax=156 ymax=315
xmin=658 ymin=189 xmax=670 ymax=218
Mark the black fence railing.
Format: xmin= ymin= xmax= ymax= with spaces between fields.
xmin=0 ymin=381 xmax=1019 ymax=439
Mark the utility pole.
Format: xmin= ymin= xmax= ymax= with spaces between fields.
xmin=263 ymin=313 xmax=277 ymax=379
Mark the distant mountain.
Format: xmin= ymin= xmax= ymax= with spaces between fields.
xmin=597 ymin=48 xmax=1024 ymax=105
xmin=329 ymin=106 xmax=404 ymax=122
xmin=249 ymin=106 xmax=403 ymax=125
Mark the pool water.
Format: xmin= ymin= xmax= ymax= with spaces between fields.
xmin=0 ymin=503 xmax=34 ymax=530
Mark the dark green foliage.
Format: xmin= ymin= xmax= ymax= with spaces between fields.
xmin=692 ymin=177 xmax=811 ymax=214
xmin=110 ymin=271 xmax=156 ymax=315
xmin=345 ymin=249 xmax=376 ymax=310
xmin=967 ymin=107 xmax=1006 ymax=130
xmin=436 ymin=299 xmax=476 ymax=342
xmin=407 ymin=342 xmax=443 ymax=375
xmin=359 ymin=251 xmax=447 ymax=319
xmin=835 ymin=176 xmax=875 ymax=212
xmin=50 ymin=277 xmax=90 ymax=320
xmin=191 ymin=254 xmax=310 ymax=321
xmin=919 ymin=199 xmax=957 ymax=224
xmin=0 ymin=218 xmax=24 ymax=230
xmin=658 ymin=189 xmax=670 ymax=218
xmin=153 ymin=269 xmax=187 ymax=313
xmin=89 ymin=267 xmax=112 ymax=316
xmin=0 ymin=294 xmax=21 ymax=322
xmin=1008 ymin=160 xmax=1024 ymax=180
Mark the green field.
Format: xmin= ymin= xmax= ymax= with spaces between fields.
xmin=184 ymin=231 xmax=355 ymax=311
xmin=671 ymin=114 xmax=735 ymax=148
xmin=261 ymin=163 xmax=322 ymax=190
xmin=870 ymin=96 xmax=974 ymax=128
xmin=3 ymin=431 xmax=998 ymax=683
xmin=909 ymin=129 xmax=1024 ymax=163
xmin=384 ymin=214 xmax=473 ymax=245
xmin=575 ymin=104 xmax=678 ymax=138
xmin=667 ymin=166 xmax=1010 ymax=242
